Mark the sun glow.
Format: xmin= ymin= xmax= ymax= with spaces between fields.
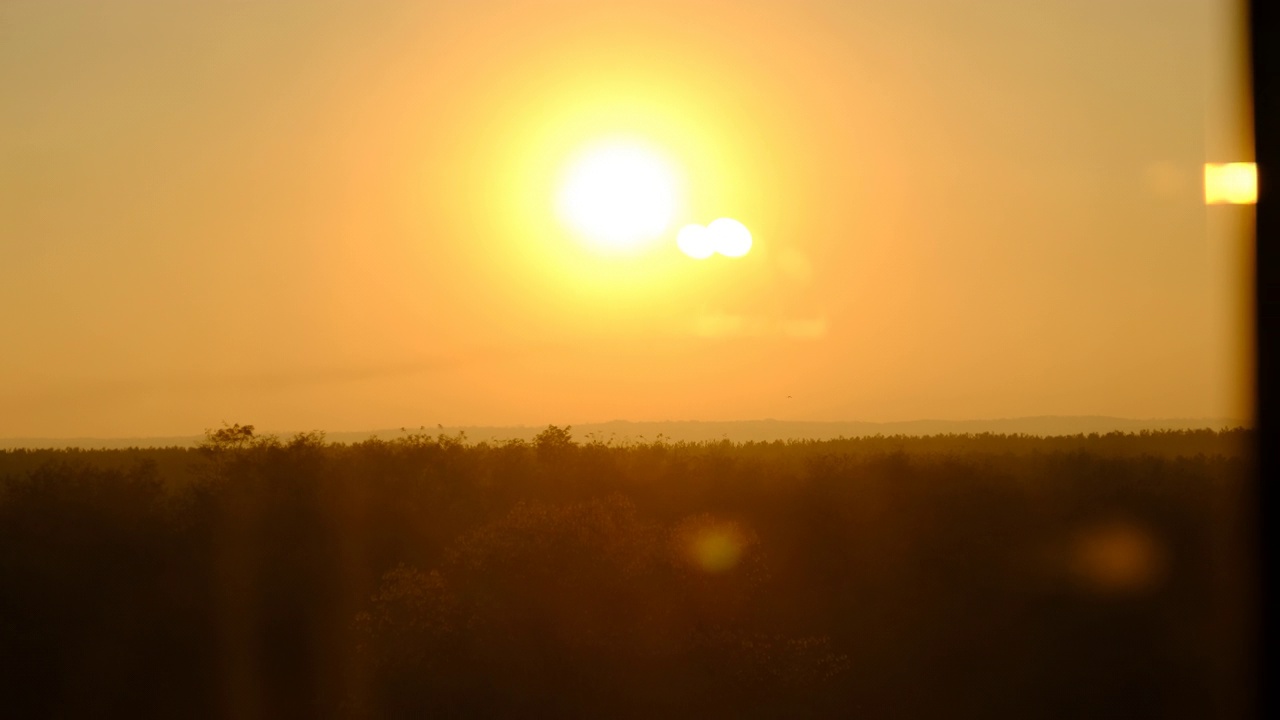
xmin=557 ymin=140 xmax=679 ymax=249
xmin=482 ymin=74 xmax=762 ymax=304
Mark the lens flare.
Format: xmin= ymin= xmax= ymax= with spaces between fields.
xmin=693 ymin=530 xmax=743 ymax=572
xmin=673 ymin=517 xmax=749 ymax=573
xmin=1204 ymin=162 xmax=1257 ymax=205
xmin=708 ymin=218 xmax=752 ymax=257
xmin=677 ymin=224 xmax=716 ymax=259
xmin=676 ymin=218 xmax=752 ymax=259
xmin=1069 ymin=520 xmax=1166 ymax=595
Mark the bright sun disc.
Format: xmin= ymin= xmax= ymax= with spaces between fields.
xmin=558 ymin=140 xmax=678 ymax=249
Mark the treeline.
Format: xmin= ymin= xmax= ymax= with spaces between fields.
xmin=0 ymin=427 xmax=1256 ymax=718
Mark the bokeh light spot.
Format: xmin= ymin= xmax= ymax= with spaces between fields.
xmin=693 ymin=531 xmax=743 ymax=572
xmin=674 ymin=518 xmax=749 ymax=573
xmin=1069 ymin=520 xmax=1166 ymax=595
xmin=676 ymin=218 xmax=752 ymax=259
xmin=677 ymin=224 xmax=716 ymax=259
xmin=708 ymin=218 xmax=752 ymax=257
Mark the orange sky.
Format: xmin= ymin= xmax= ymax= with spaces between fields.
xmin=0 ymin=0 xmax=1254 ymax=437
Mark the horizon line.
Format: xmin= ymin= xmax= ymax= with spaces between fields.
xmin=0 ymin=415 xmax=1253 ymax=445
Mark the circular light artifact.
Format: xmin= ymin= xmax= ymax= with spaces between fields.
xmin=676 ymin=224 xmax=716 ymax=259
xmin=708 ymin=217 xmax=752 ymax=257
xmin=676 ymin=218 xmax=753 ymax=259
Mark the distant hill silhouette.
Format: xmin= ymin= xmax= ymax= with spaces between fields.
xmin=0 ymin=416 xmax=1248 ymax=450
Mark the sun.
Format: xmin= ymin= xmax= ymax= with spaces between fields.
xmin=557 ymin=139 xmax=679 ymax=250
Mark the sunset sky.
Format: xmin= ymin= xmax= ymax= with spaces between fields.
xmin=0 ymin=0 xmax=1255 ymax=438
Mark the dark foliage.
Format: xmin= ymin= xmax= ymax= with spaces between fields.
xmin=0 ymin=427 xmax=1256 ymax=718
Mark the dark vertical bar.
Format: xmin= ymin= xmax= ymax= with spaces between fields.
xmin=1250 ymin=0 xmax=1275 ymax=716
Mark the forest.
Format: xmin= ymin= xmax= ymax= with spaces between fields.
xmin=0 ymin=426 xmax=1256 ymax=718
